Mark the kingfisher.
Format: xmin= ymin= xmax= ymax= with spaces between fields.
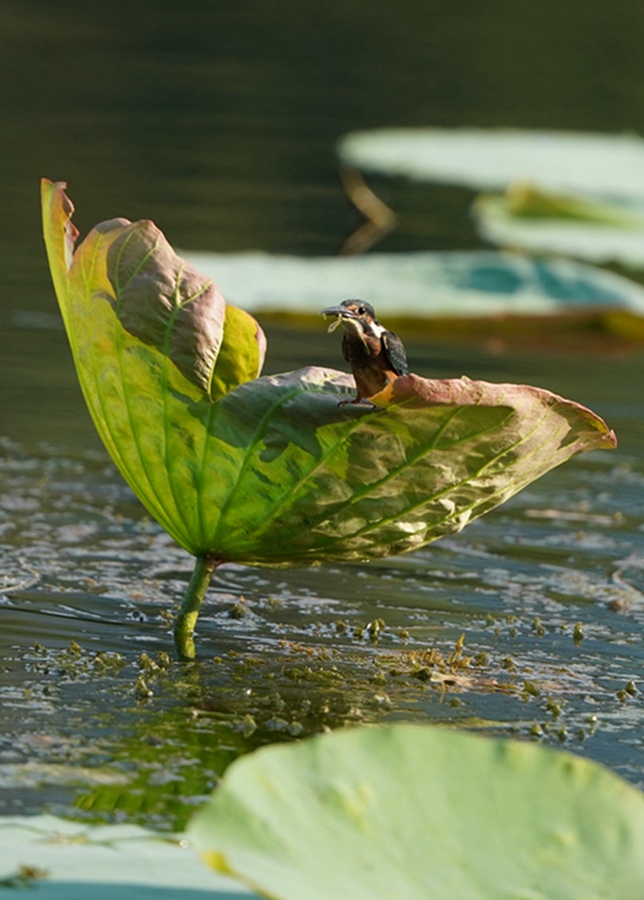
xmin=321 ymin=299 xmax=409 ymax=403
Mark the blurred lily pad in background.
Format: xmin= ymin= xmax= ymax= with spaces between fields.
xmin=183 ymin=249 xmax=644 ymax=343
xmin=337 ymin=127 xmax=644 ymax=273
xmin=337 ymin=127 xmax=644 ymax=197
xmin=189 ymin=723 xmax=644 ymax=900
xmin=474 ymin=184 xmax=644 ymax=267
xmin=183 ymin=249 xmax=644 ymax=319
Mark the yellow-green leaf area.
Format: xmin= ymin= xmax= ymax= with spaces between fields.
xmin=210 ymin=304 xmax=267 ymax=400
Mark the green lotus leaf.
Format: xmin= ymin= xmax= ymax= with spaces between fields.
xmin=195 ymin=368 xmax=615 ymax=566
xmin=41 ymin=179 xmax=617 ymax=655
xmin=41 ymin=178 xmax=267 ymax=553
xmin=188 ymin=723 xmax=644 ymax=900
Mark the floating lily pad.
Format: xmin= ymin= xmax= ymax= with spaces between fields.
xmin=337 ymin=127 xmax=644 ymax=198
xmin=474 ymin=187 xmax=644 ymax=267
xmin=0 ymin=814 xmax=255 ymax=899
xmin=182 ymin=249 xmax=644 ymax=318
xmin=189 ymin=723 xmax=644 ymax=900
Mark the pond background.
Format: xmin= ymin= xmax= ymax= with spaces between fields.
xmin=1 ymin=0 xmax=644 ymax=829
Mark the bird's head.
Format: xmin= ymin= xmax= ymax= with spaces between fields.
xmin=321 ymin=299 xmax=383 ymax=338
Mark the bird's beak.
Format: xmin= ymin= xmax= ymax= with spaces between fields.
xmin=321 ymin=305 xmax=355 ymax=318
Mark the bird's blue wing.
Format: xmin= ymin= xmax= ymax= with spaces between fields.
xmin=382 ymin=330 xmax=409 ymax=376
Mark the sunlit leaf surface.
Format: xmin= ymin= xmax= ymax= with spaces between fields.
xmin=189 ymin=723 xmax=644 ymax=900
xmin=42 ymin=179 xmax=616 ymax=565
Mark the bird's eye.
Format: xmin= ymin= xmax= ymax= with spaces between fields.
xmin=357 ymin=306 xmax=366 ymax=314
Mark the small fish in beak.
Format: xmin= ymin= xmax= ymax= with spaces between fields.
xmin=321 ymin=303 xmax=356 ymax=334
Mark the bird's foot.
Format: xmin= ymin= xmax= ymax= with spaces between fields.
xmin=338 ymin=397 xmax=377 ymax=408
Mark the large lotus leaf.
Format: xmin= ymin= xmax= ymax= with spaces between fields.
xmin=337 ymin=127 xmax=644 ymax=199
xmin=42 ymin=179 xmax=616 ymax=565
xmin=188 ymin=724 xmax=644 ymax=900
xmin=182 ymin=248 xmax=644 ymax=318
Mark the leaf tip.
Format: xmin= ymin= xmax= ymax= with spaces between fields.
xmin=604 ymin=427 xmax=618 ymax=449
xmin=41 ymin=177 xmax=79 ymax=271
xmin=571 ymin=403 xmax=618 ymax=450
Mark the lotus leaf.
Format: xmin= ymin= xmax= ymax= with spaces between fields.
xmin=41 ymin=179 xmax=616 ymax=657
xmin=189 ymin=723 xmax=644 ymax=900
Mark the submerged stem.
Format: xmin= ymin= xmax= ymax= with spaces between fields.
xmin=174 ymin=555 xmax=219 ymax=660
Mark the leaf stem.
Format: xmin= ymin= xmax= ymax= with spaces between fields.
xmin=174 ymin=556 xmax=220 ymax=660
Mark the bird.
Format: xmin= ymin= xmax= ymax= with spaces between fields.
xmin=321 ymin=299 xmax=409 ymax=403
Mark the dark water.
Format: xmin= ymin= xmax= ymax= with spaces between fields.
xmin=1 ymin=1 xmax=644 ymax=829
